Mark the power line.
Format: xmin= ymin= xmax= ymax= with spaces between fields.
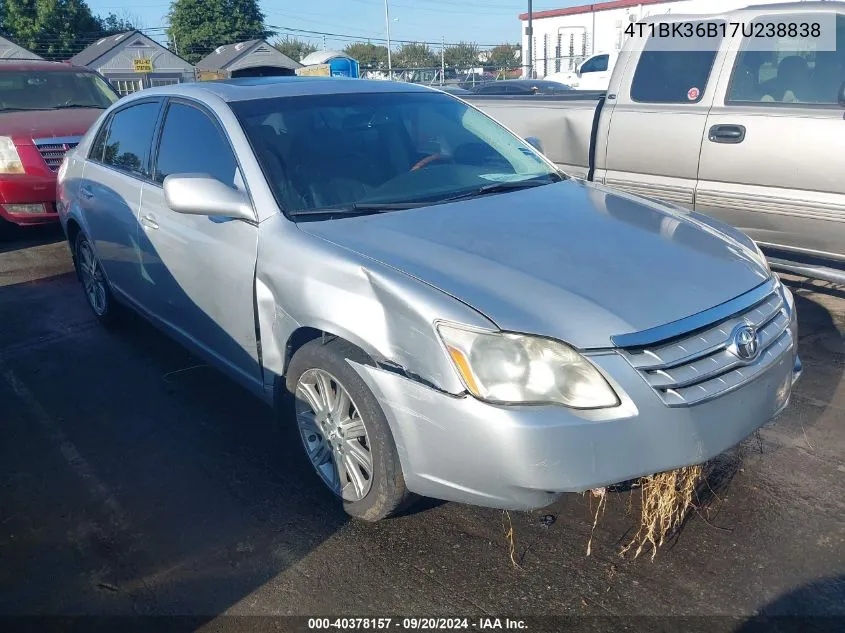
xmin=267 ymin=25 xmax=513 ymax=48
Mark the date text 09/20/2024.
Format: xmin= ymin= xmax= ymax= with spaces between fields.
xmin=307 ymin=618 xmax=528 ymax=630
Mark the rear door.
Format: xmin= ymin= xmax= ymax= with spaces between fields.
xmin=137 ymin=98 xmax=262 ymax=391
xmin=79 ymin=99 xmax=162 ymax=302
xmin=696 ymin=12 xmax=845 ymax=262
xmin=597 ymin=22 xmax=725 ymax=208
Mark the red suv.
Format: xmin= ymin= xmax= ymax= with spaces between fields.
xmin=0 ymin=61 xmax=118 ymax=237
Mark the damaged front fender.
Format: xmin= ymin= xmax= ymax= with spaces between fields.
xmin=254 ymin=214 xmax=496 ymax=398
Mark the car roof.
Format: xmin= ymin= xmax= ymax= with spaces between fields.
xmin=0 ymin=60 xmax=96 ymax=73
xmin=133 ymin=77 xmax=436 ymax=103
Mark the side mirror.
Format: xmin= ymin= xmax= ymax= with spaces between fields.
xmin=163 ymin=174 xmax=254 ymax=222
xmin=525 ymin=136 xmax=544 ymax=153
xmin=839 ymin=81 xmax=845 ymax=108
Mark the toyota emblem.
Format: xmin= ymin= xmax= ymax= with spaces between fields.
xmin=731 ymin=324 xmax=760 ymax=361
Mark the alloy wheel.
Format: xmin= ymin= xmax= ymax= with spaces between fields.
xmin=295 ymin=368 xmax=374 ymax=501
xmin=77 ymin=240 xmax=107 ymax=316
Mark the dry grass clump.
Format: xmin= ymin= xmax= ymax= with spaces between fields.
xmin=619 ymin=464 xmax=703 ymax=560
xmin=501 ymin=444 xmax=749 ymax=565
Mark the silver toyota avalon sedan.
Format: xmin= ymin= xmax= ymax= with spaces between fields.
xmin=57 ymin=78 xmax=801 ymax=521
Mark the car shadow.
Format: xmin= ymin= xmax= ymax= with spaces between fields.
xmin=0 ymin=183 xmax=364 ymax=620
xmin=734 ymin=574 xmax=845 ymax=631
xmin=0 ymin=223 xmax=65 ymax=254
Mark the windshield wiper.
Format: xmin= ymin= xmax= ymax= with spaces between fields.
xmin=438 ymin=174 xmax=563 ymax=203
xmin=290 ymin=202 xmax=429 ymax=217
xmin=54 ymin=104 xmax=104 ymax=109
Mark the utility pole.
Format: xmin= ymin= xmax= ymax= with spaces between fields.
xmin=441 ymin=35 xmax=445 ymax=86
xmin=526 ymin=0 xmax=533 ymax=79
xmin=384 ymin=0 xmax=393 ymax=80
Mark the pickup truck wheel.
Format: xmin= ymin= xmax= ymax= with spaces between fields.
xmin=74 ymin=232 xmax=119 ymax=326
xmin=286 ymin=339 xmax=411 ymax=521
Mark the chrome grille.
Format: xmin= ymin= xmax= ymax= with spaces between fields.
xmin=620 ymin=284 xmax=793 ymax=407
xmin=33 ymin=136 xmax=81 ymax=172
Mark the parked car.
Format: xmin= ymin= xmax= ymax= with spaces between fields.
xmin=545 ymin=52 xmax=618 ymax=91
xmin=58 ymin=78 xmax=800 ymax=521
xmin=0 ymin=61 xmax=119 ymax=237
xmin=466 ymin=3 xmax=845 ymax=283
xmin=470 ymin=79 xmax=573 ymax=95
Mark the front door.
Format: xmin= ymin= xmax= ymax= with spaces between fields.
xmin=597 ymin=23 xmax=725 ymax=208
xmin=137 ymin=99 xmax=261 ymax=390
xmin=80 ymin=99 xmax=162 ymax=302
xmin=696 ymin=13 xmax=845 ymax=262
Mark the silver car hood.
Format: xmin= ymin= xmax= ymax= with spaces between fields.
xmin=298 ymin=180 xmax=769 ymax=349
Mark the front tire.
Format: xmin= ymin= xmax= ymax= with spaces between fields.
xmin=285 ymin=338 xmax=411 ymax=521
xmin=74 ymin=232 xmax=119 ymax=326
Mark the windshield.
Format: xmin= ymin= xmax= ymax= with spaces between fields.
xmin=0 ymin=71 xmax=118 ymax=111
xmin=231 ymin=91 xmax=561 ymax=216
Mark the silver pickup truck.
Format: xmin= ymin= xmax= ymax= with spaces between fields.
xmin=467 ymin=2 xmax=845 ymax=283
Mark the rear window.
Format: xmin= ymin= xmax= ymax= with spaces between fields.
xmin=630 ymin=22 xmax=723 ymax=103
xmin=99 ymin=101 xmax=161 ymax=177
xmin=0 ymin=71 xmax=118 ymax=112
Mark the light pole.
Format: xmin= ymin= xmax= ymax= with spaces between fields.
xmin=526 ymin=0 xmax=533 ymax=79
xmin=384 ymin=0 xmax=393 ymax=80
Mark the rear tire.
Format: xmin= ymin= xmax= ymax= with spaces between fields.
xmin=285 ymin=338 xmax=412 ymax=521
xmin=74 ymin=232 xmax=120 ymax=326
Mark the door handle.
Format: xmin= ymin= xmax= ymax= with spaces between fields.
xmin=141 ymin=214 xmax=159 ymax=230
xmin=79 ymin=184 xmax=94 ymax=200
xmin=708 ymin=124 xmax=746 ymax=144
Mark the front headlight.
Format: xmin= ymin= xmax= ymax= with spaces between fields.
xmin=0 ymin=137 xmax=25 ymax=174
xmin=437 ymin=322 xmax=620 ymax=409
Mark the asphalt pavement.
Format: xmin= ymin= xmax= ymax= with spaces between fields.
xmin=1 ymin=226 xmax=844 ymax=631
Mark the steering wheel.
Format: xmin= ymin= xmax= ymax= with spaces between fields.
xmin=410 ymin=153 xmax=452 ymax=171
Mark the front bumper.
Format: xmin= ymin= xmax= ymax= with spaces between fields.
xmin=351 ymin=337 xmax=800 ymax=511
xmin=0 ymin=173 xmax=60 ymax=226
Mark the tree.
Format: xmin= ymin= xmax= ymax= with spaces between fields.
xmin=343 ymin=42 xmax=389 ymax=70
xmin=273 ymin=36 xmax=317 ymax=63
xmin=98 ymin=11 xmax=138 ymax=36
xmin=443 ymin=41 xmax=479 ymax=71
xmin=488 ymin=43 xmax=521 ymax=71
xmin=167 ymin=0 xmax=271 ymax=63
xmin=393 ymin=42 xmax=437 ymax=69
xmin=2 ymin=0 xmax=105 ymax=59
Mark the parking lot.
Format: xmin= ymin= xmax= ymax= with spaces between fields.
xmin=1 ymin=226 xmax=844 ymax=628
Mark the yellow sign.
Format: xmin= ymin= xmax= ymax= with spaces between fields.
xmin=133 ymin=58 xmax=153 ymax=73
xmin=295 ymin=64 xmax=331 ymax=77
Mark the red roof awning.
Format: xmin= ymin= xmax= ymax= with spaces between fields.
xmin=519 ymin=0 xmax=674 ymax=22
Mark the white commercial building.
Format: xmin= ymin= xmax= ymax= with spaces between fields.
xmin=519 ymin=0 xmax=813 ymax=78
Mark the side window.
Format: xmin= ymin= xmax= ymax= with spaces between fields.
xmin=102 ymin=101 xmax=161 ymax=177
xmin=581 ymin=54 xmax=609 ymax=74
xmin=631 ymin=22 xmax=723 ymax=103
xmin=154 ymin=102 xmax=237 ymax=186
xmin=727 ymin=15 xmax=845 ymax=105
xmin=88 ymin=116 xmax=111 ymax=162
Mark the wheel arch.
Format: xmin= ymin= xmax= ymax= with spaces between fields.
xmin=275 ymin=326 xmax=378 ymax=405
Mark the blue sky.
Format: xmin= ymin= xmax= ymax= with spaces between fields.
xmin=86 ymin=0 xmax=582 ymax=48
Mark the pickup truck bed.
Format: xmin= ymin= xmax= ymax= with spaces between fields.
xmin=464 ymin=92 xmax=606 ymax=180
